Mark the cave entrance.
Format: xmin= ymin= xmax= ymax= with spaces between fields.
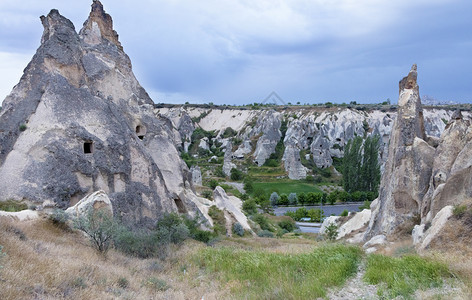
xmin=84 ymin=141 xmax=94 ymax=154
xmin=174 ymin=198 xmax=187 ymax=213
xmin=136 ymin=125 xmax=146 ymax=140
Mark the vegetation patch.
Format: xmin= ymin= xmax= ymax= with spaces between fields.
xmin=0 ymin=200 xmax=28 ymax=212
xmin=364 ymin=254 xmax=453 ymax=299
xmin=193 ymin=244 xmax=362 ymax=299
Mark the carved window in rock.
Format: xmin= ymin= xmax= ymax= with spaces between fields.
xmin=136 ymin=125 xmax=146 ymax=140
xmin=174 ymin=198 xmax=187 ymax=213
xmin=84 ymin=141 xmax=94 ymax=154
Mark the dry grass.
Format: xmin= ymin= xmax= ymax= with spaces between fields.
xmin=0 ymin=217 xmax=223 ymax=299
xmin=0 ymin=216 xmax=325 ymax=300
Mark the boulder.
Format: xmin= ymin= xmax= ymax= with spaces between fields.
xmin=319 ymin=215 xmax=340 ymax=235
xmin=65 ymin=190 xmax=113 ymax=218
xmin=363 ymin=234 xmax=388 ymax=249
xmin=417 ymin=205 xmax=453 ymax=251
xmin=213 ymin=186 xmax=252 ymax=233
xmin=337 ymin=209 xmax=371 ymax=239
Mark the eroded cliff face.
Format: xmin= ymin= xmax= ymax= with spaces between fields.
xmin=158 ymin=103 xmax=458 ymax=180
xmin=362 ymin=66 xmax=472 ymax=243
xmin=0 ymin=1 xmax=204 ymax=227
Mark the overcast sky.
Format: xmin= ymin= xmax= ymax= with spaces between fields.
xmin=0 ymin=0 xmax=471 ymax=105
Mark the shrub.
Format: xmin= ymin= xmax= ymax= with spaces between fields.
xmin=201 ymin=190 xmax=212 ymax=200
xmin=222 ymin=127 xmax=237 ymax=138
xmin=243 ymin=179 xmax=254 ymax=193
xmin=155 ymin=213 xmax=189 ymax=244
xmin=208 ymin=206 xmax=226 ymax=235
xmin=193 ymin=230 xmax=213 ymax=243
xmin=453 ymin=204 xmax=467 ymax=217
xmin=232 ymin=222 xmax=245 ymax=236
xmin=242 ymin=199 xmax=258 ymax=215
xmin=143 ymin=277 xmax=169 ymax=291
xmin=49 ymin=209 xmax=70 ymax=230
xmin=117 ymin=277 xmax=129 ymax=289
xmin=114 ymin=228 xmax=160 ymax=258
xmin=340 ymin=210 xmax=349 ymax=217
xmin=288 ymin=193 xmax=298 ymax=205
xmin=209 ymin=179 xmax=219 ymax=189
xmin=278 ymin=219 xmax=296 ymax=232
xmin=325 ymin=222 xmax=338 ymax=241
xmin=74 ymin=208 xmax=118 ymax=254
xmin=0 ymin=200 xmax=28 ymax=212
xmin=252 ymin=214 xmax=271 ymax=231
xmin=278 ymin=194 xmax=289 ymax=206
xmin=214 ymin=166 xmax=226 ymax=178
xmin=19 ymin=124 xmax=27 ymax=131
xmin=269 ymin=192 xmax=279 ymax=206
xmin=230 ymin=168 xmax=244 ymax=181
xmin=257 ymin=230 xmax=274 ymax=238
xmin=359 ymin=200 xmax=371 ymax=210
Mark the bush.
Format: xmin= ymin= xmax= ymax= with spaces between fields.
xmin=49 ymin=209 xmax=70 ymax=230
xmin=252 ymin=214 xmax=271 ymax=231
xmin=243 ymin=179 xmax=254 ymax=194
xmin=278 ymin=219 xmax=296 ymax=232
xmin=193 ymin=230 xmax=214 ymax=243
xmin=214 ymin=166 xmax=225 ymax=178
xmin=155 ymin=213 xmax=189 ymax=244
xmin=74 ymin=208 xmax=118 ymax=254
xmin=19 ymin=124 xmax=27 ymax=131
xmin=230 ymin=168 xmax=244 ymax=181
xmin=118 ymin=277 xmax=129 ymax=289
xmin=0 ymin=200 xmax=28 ymax=212
xmin=232 ymin=222 xmax=245 ymax=236
xmin=242 ymin=199 xmax=258 ymax=215
xmin=453 ymin=204 xmax=467 ymax=217
xmin=269 ymin=192 xmax=279 ymax=206
xmin=201 ymin=190 xmax=212 ymax=200
xmin=208 ymin=206 xmax=226 ymax=235
xmin=143 ymin=277 xmax=169 ymax=291
xmin=278 ymin=194 xmax=289 ymax=206
xmin=359 ymin=200 xmax=371 ymax=210
xmin=222 ymin=127 xmax=237 ymax=138
xmin=257 ymin=230 xmax=275 ymax=238
xmin=114 ymin=228 xmax=159 ymax=258
xmin=340 ymin=210 xmax=349 ymax=217
xmin=209 ymin=179 xmax=219 ymax=189
xmin=288 ymin=193 xmax=298 ymax=205
xmin=325 ymin=222 xmax=338 ymax=241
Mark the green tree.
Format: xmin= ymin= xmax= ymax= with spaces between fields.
xmin=342 ymin=135 xmax=380 ymax=194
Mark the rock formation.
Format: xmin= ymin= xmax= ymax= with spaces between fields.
xmin=0 ymin=1 xmax=205 ymax=227
xmin=365 ymin=65 xmax=435 ymax=239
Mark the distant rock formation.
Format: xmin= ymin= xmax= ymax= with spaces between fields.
xmin=0 ymin=1 xmax=206 ymax=227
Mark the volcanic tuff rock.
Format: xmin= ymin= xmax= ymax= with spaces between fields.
xmin=365 ymin=65 xmax=435 ymax=239
xmin=158 ymin=104 xmax=456 ymax=181
xmin=0 ymin=1 xmax=207 ymax=227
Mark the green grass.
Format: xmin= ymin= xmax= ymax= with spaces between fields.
xmin=252 ymin=181 xmax=322 ymax=196
xmin=364 ymin=254 xmax=453 ymax=299
xmin=0 ymin=200 xmax=28 ymax=212
xmin=193 ymin=244 xmax=362 ymax=299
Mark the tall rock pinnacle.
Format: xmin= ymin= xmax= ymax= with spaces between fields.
xmin=79 ymin=0 xmax=122 ymax=50
xmin=364 ymin=65 xmax=434 ymax=240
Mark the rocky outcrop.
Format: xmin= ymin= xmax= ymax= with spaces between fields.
xmin=337 ymin=209 xmax=371 ymax=239
xmin=0 ymin=210 xmax=39 ymax=221
xmin=420 ymin=111 xmax=472 ymax=223
xmin=65 ymin=190 xmax=113 ymax=218
xmin=251 ymin=110 xmax=282 ymax=166
xmin=365 ymin=65 xmax=435 ymax=239
xmin=190 ymin=166 xmax=202 ymax=186
xmin=282 ymin=144 xmax=307 ymax=180
xmin=213 ymin=186 xmax=252 ymax=233
xmin=222 ymin=141 xmax=237 ymax=177
xmin=414 ymin=206 xmax=453 ymax=251
xmin=0 ymin=2 xmax=204 ymax=227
